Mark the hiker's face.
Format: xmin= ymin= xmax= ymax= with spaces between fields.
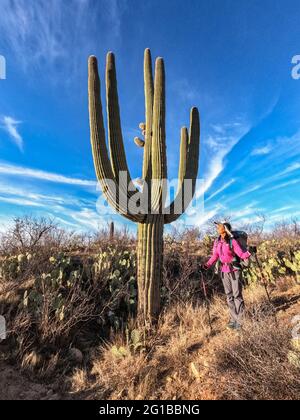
xmin=217 ymin=224 xmax=226 ymax=235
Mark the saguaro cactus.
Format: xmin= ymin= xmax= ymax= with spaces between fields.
xmin=88 ymin=49 xmax=200 ymax=324
xmin=109 ymin=221 xmax=115 ymax=240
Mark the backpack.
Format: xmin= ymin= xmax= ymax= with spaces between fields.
xmin=229 ymin=230 xmax=250 ymax=269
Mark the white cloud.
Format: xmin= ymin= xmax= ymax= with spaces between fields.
xmin=66 ymin=208 xmax=100 ymax=230
xmin=195 ymin=206 xmax=224 ymax=227
xmin=183 ymin=201 xmax=225 ymax=229
xmin=61 ymin=207 xmax=113 ymax=231
xmin=0 ymin=181 xmax=88 ymax=207
xmin=224 ymin=159 xmax=300 ymax=206
xmin=230 ymin=129 xmax=300 ymax=182
xmin=269 ymin=205 xmax=295 ymax=215
xmin=234 ymin=214 xmax=264 ymax=227
xmin=0 ymin=179 xmax=111 ymax=232
xmin=197 ymin=121 xmax=250 ymax=198
xmin=250 ymin=161 xmax=300 ymax=191
xmin=266 ymin=210 xmax=300 ymax=224
xmin=278 ymin=162 xmax=300 ymax=177
xmin=251 ymin=144 xmax=273 ymax=156
xmin=264 ymin=179 xmax=300 ymax=193
xmin=211 ymin=124 xmax=225 ymax=135
xmin=205 ymin=178 xmax=235 ymax=202
xmin=205 ymin=135 xmax=223 ymax=150
xmin=221 ymin=183 xmax=263 ymax=207
xmin=0 ymin=162 xmax=96 ymax=187
xmin=232 ymin=202 xmax=263 ymax=220
xmin=1 ymin=116 xmax=24 ymax=151
xmin=0 ymin=195 xmax=44 ymax=207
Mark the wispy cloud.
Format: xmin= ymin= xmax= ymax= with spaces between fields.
xmin=265 ymin=210 xmax=300 ymax=225
xmin=223 ymin=159 xmax=300 ymax=206
xmin=254 ymin=162 xmax=300 ymax=187
xmin=264 ymin=179 xmax=300 ymax=193
xmin=229 ymin=128 xmax=300 ymax=183
xmin=234 ymin=214 xmax=265 ymax=227
xmin=221 ymin=183 xmax=263 ymax=208
xmin=231 ymin=202 xmax=263 ymax=220
xmin=0 ymin=162 xmax=96 ymax=187
xmin=278 ymin=162 xmax=300 ymax=177
xmin=170 ymin=78 xmax=199 ymax=105
xmin=269 ymin=205 xmax=295 ymax=215
xmin=1 ymin=116 xmax=24 ymax=151
xmin=0 ymin=0 xmax=127 ymax=79
xmin=0 ymin=181 xmax=88 ymax=207
xmin=0 ymin=179 xmax=110 ymax=231
xmin=211 ymin=124 xmax=225 ymax=135
xmin=197 ymin=121 xmax=250 ymax=198
xmin=205 ymin=178 xmax=236 ymax=202
xmin=251 ymin=144 xmax=273 ymax=156
xmin=63 ymin=208 xmax=101 ymax=231
xmin=0 ymin=195 xmax=45 ymax=208
xmin=195 ymin=206 xmax=224 ymax=227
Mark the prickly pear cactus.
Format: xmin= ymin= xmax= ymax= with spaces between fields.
xmin=244 ymin=240 xmax=300 ymax=285
xmin=283 ymin=250 xmax=300 ymax=283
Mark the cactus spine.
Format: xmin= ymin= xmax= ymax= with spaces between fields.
xmin=88 ymin=49 xmax=200 ymax=324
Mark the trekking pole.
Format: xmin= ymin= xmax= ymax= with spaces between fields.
xmin=199 ymin=267 xmax=213 ymax=334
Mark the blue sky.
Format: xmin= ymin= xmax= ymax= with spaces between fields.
xmin=0 ymin=0 xmax=300 ymax=233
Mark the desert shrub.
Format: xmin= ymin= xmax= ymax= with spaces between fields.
xmin=0 ymin=218 xmax=137 ymax=376
xmin=0 ymin=216 xmax=82 ymax=255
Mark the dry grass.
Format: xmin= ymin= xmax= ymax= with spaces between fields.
xmin=70 ymin=284 xmax=300 ymax=400
xmin=211 ymin=318 xmax=300 ymax=400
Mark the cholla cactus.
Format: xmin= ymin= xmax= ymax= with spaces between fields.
xmin=88 ymin=49 xmax=200 ymax=324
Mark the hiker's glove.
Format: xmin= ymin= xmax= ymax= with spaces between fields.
xmin=249 ymin=246 xmax=257 ymax=254
xmin=200 ymin=264 xmax=209 ymax=271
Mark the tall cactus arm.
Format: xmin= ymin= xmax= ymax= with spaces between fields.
xmin=106 ymin=53 xmax=145 ymax=221
xmin=88 ymin=56 xmax=142 ymax=222
xmin=186 ymin=107 xmax=200 ymax=198
xmin=142 ymin=48 xmax=154 ymax=182
xmin=162 ymin=127 xmax=188 ymax=221
xmin=151 ymin=57 xmax=167 ymax=213
xmin=164 ymin=107 xmax=200 ymax=224
xmin=106 ymin=52 xmax=139 ymax=191
xmin=178 ymin=127 xmax=188 ymax=185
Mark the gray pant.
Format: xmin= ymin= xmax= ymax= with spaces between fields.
xmin=221 ymin=270 xmax=245 ymax=325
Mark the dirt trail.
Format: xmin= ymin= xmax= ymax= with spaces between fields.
xmin=0 ymin=362 xmax=61 ymax=400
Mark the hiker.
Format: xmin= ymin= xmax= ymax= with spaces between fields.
xmin=201 ymin=222 xmax=251 ymax=330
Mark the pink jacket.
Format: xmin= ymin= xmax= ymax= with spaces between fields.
xmin=206 ymin=238 xmax=251 ymax=273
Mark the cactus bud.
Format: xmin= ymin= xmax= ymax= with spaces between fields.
xmin=134 ymin=137 xmax=145 ymax=147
